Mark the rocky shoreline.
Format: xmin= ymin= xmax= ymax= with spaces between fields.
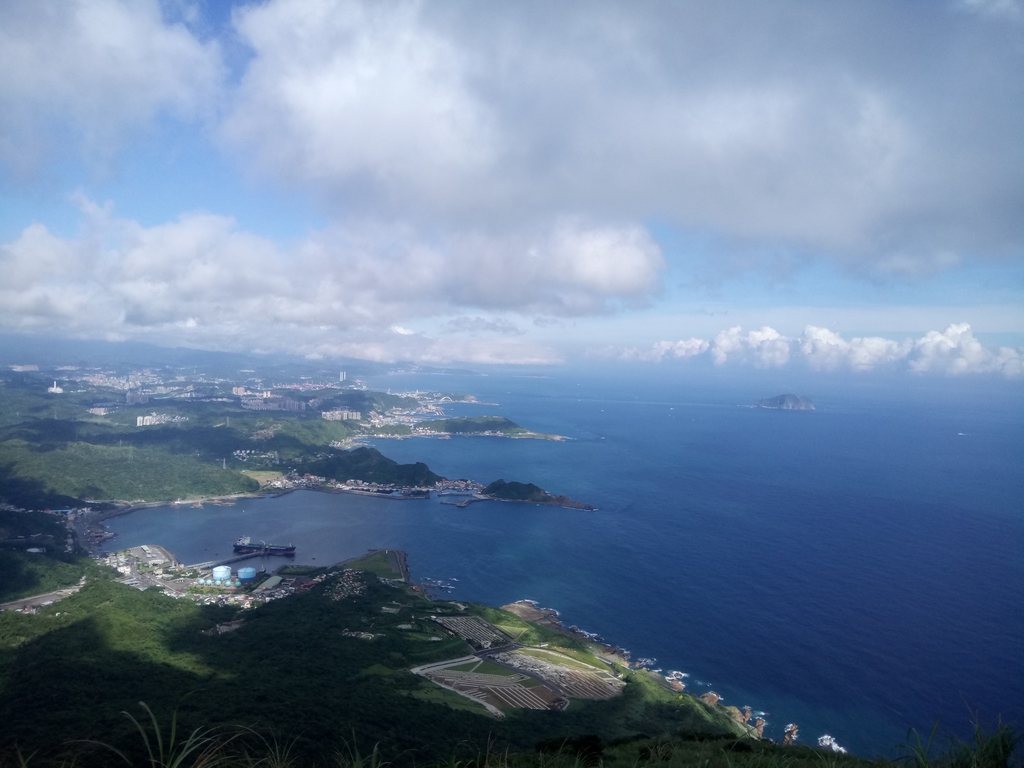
xmin=498 ymin=599 xmax=809 ymax=747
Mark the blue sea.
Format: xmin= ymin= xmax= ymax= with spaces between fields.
xmin=102 ymin=366 xmax=1024 ymax=757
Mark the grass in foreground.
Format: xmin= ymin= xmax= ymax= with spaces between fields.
xmin=2 ymin=705 xmax=1017 ymax=768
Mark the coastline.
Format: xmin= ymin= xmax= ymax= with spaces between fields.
xmin=88 ymin=500 xmax=779 ymax=748
xmin=369 ymin=431 xmax=569 ymax=442
xmin=501 ymin=600 xmax=631 ymax=666
xmin=499 ymin=598 xmax=764 ymax=738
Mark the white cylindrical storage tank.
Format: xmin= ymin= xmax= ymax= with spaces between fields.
xmin=238 ymin=567 xmax=256 ymax=581
xmin=212 ymin=565 xmax=231 ymax=581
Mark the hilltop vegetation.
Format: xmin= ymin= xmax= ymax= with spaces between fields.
xmin=0 ymin=438 xmax=257 ymax=502
xmin=0 ymin=550 xmax=87 ymax=602
xmin=482 ymin=479 xmax=596 ymax=510
xmin=302 ymin=446 xmax=439 ymax=486
xmin=0 ymin=379 xmax=437 ymax=506
xmin=418 ymin=416 xmax=528 ymax=434
xmin=0 ymin=552 xmax=757 ymax=767
xmin=484 ymin=479 xmax=550 ymax=502
xmin=2 ymin=552 xmax=1016 ymax=768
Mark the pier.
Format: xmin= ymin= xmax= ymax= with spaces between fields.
xmin=440 ymin=497 xmax=483 ymax=508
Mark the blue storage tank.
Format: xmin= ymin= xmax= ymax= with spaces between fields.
xmin=238 ymin=567 xmax=257 ymax=581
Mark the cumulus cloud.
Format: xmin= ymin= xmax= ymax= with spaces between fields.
xmin=910 ymin=323 xmax=1023 ymax=377
xmin=217 ymin=0 xmax=1024 ymax=270
xmin=0 ymin=203 xmax=658 ymax=359
xmin=443 ymin=220 xmax=664 ymax=314
xmin=603 ymin=337 xmax=709 ymax=362
xmin=712 ymin=326 xmax=791 ymax=368
xmin=2 ymin=1 xmax=1022 ymax=365
xmin=300 ymin=330 xmax=561 ymax=366
xmin=222 ymin=0 xmax=495 ymax=211
xmin=592 ymin=324 xmax=1022 ymax=377
xmin=0 ymin=0 xmax=221 ymax=175
xmin=799 ymin=326 xmax=912 ymax=371
xmin=1 ymin=0 xmax=1020 ymax=318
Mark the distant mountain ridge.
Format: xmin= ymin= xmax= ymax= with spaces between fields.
xmin=756 ymin=394 xmax=815 ymax=410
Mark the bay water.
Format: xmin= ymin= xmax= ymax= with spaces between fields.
xmin=102 ymin=367 xmax=1024 ymax=757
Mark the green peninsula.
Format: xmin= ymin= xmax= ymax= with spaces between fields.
xmin=415 ymin=416 xmax=565 ymax=440
xmin=484 ymin=478 xmax=596 ymax=510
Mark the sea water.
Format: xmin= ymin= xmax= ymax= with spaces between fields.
xmin=102 ymin=367 xmax=1024 ymax=757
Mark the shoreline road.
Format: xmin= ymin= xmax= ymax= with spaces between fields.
xmin=0 ymin=576 xmax=87 ymax=612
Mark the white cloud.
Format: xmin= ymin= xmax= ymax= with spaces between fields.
xmin=656 ymin=338 xmax=710 ymax=359
xmin=10 ymin=202 xmax=1011 ymax=373
xmin=442 ymin=220 xmax=664 ymax=315
xmin=223 ymin=0 xmax=496 ymax=210
xmin=0 ymin=203 xmax=659 ymax=359
xmin=910 ymin=323 xmax=1023 ymax=377
xmin=602 ymin=337 xmax=709 ymax=362
xmin=2 ymin=0 xmax=1020 ymax=318
xmin=799 ymin=326 xmax=912 ymax=371
xmin=591 ymin=324 xmax=1023 ymax=377
xmin=0 ymin=0 xmax=221 ymax=174
xmin=218 ymin=0 xmax=1024 ymax=272
xmin=712 ymin=326 xmax=791 ymax=368
xmin=300 ymin=333 xmax=561 ymax=366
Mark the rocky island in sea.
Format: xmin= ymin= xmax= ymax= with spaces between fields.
xmin=756 ymin=393 xmax=815 ymax=410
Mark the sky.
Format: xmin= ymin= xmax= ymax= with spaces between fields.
xmin=1 ymin=0 xmax=1023 ymax=377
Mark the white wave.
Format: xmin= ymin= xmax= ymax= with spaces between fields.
xmin=817 ymin=735 xmax=847 ymax=753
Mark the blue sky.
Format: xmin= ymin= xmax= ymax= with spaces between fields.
xmin=1 ymin=0 xmax=1022 ymax=377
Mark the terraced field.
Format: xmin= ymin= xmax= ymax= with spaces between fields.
xmin=491 ymin=648 xmax=625 ymax=700
xmin=410 ymin=656 xmax=567 ymax=713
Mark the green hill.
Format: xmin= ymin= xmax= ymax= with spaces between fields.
xmin=418 ymin=416 xmax=527 ymax=434
xmin=0 ymin=552 xmax=1015 ymax=768
xmin=0 ymin=552 xmax=750 ymax=766
xmin=302 ymin=446 xmax=440 ymax=486
xmin=484 ymin=478 xmax=550 ymax=502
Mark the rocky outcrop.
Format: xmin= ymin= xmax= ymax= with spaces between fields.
xmin=699 ymin=691 xmax=721 ymax=706
xmin=742 ymin=706 xmax=752 ymax=724
xmin=783 ymin=723 xmax=799 ymax=745
xmin=501 ymin=600 xmax=562 ymax=629
xmin=754 ymin=718 xmax=766 ymax=738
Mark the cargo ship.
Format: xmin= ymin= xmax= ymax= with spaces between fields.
xmin=233 ymin=536 xmax=296 ymax=556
